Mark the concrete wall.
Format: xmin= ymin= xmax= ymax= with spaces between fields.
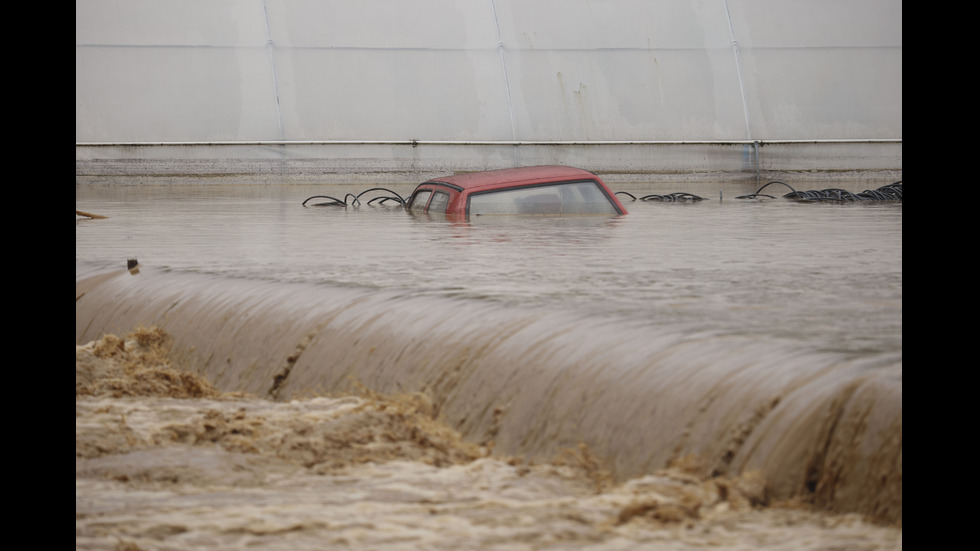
xmin=76 ymin=0 xmax=902 ymax=184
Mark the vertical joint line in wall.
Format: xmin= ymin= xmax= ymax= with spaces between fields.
xmin=262 ymin=0 xmax=285 ymax=143
xmin=489 ymin=0 xmax=518 ymax=143
xmin=723 ymin=0 xmax=752 ymax=142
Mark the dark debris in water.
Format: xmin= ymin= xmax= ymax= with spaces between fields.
xmin=302 ymin=188 xmax=406 ymax=208
xmin=615 ymin=192 xmax=706 ymax=203
xmin=616 ymin=181 xmax=902 ymax=204
xmin=735 ymin=181 xmax=902 ymax=202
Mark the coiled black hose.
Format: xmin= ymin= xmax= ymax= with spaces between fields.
xmin=736 ymin=181 xmax=902 ymax=202
xmin=640 ymin=192 xmax=705 ymax=202
xmin=303 ymin=187 xmax=407 ymax=207
xmin=615 ymin=191 xmax=706 ymax=202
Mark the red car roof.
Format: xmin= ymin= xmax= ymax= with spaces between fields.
xmin=426 ymin=165 xmax=601 ymax=192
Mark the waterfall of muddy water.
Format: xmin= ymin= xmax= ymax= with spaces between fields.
xmin=77 ymin=182 xmax=901 ymax=548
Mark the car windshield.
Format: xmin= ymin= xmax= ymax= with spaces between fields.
xmin=468 ymin=180 xmax=620 ymax=216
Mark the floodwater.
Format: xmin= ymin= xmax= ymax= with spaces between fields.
xmin=76 ymin=179 xmax=902 ymax=550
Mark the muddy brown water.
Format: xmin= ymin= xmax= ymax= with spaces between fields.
xmin=76 ymin=180 xmax=902 ymax=549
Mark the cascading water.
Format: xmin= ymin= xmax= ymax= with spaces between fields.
xmin=76 ymin=259 xmax=901 ymax=523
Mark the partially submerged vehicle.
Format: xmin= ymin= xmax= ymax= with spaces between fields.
xmin=407 ymin=165 xmax=628 ymax=217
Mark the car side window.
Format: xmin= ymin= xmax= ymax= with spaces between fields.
xmin=468 ymin=181 xmax=619 ymax=215
xmin=409 ymin=190 xmax=432 ymax=211
xmin=427 ymin=191 xmax=450 ymax=214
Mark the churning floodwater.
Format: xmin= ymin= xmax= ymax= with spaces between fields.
xmin=76 ymin=179 xmax=902 ymax=549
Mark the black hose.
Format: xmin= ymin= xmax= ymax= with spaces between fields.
xmin=302 ymin=187 xmax=407 ymax=208
xmin=735 ymin=181 xmax=797 ymax=200
xmin=301 ymin=195 xmax=346 ymax=207
xmin=783 ymin=181 xmax=902 ymax=202
xmin=736 ymin=181 xmax=901 ymax=202
xmin=354 ymin=187 xmax=406 ymax=206
xmin=640 ymin=192 xmax=705 ymax=202
xmin=615 ymin=180 xmax=901 ymax=203
xmin=367 ymin=197 xmax=401 ymax=205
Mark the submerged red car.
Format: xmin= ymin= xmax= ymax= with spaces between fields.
xmin=407 ymin=165 xmax=628 ymax=217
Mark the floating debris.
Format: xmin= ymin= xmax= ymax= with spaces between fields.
xmin=736 ymin=181 xmax=902 ymax=202
xmin=302 ymin=187 xmax=406 ymax=207
xmin=616 ymin=181 xmax=902 ymax=204
xmin=76 ymin=210 xmax=108 ymax=219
